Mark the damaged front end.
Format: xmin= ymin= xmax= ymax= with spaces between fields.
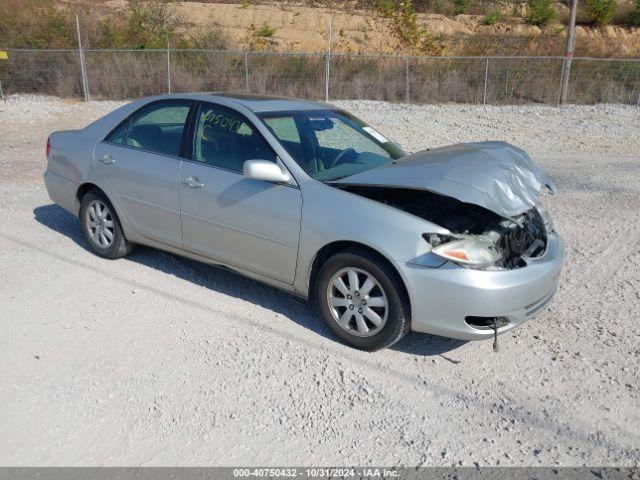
xmin=425 ymin=204 xmax=549 ymax=270
xmin=335 ymin=186 xmax=551 ymax=270
xmin=332 ymin=141 xmax=557 ymax=271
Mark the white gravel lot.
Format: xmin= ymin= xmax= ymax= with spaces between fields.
xmin=0 ymin=95 xmax=638 ymax=466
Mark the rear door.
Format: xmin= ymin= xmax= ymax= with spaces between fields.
xmin=179 ymin=102 xmax=302 ymax=284
xmin=94 ymin=100 xmax=193 ymax=247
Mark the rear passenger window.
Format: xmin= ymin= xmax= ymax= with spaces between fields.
xmin=124 ymin=101 xmax=191 ymax=156
xmin=193 ymin=104 xmax=276 ymax=173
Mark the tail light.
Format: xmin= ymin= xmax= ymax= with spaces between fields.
xmin=46 ymin=137 xmax=51 ymax=159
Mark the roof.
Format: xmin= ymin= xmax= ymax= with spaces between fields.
xmin=209 ymin=92 xmax=333 ymax=113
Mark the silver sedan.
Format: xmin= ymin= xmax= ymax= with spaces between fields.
xmin=44 ymin=93 xmax=564 ymax=350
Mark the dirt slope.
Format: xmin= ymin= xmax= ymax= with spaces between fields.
xmin=62 ymin=0 xmax=640 ymax=56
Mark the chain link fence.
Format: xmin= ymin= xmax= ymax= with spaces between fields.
xmin=1 ymin=48 xmax=639 ymax=105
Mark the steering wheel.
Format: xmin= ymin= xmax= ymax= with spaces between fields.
xmin=328 ymin=148 xmax=357 ymax=168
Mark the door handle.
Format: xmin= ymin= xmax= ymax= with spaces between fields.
xmin=181 ymin=176 xmax=205 ymax=189
xmin=99 ymin=154 xmax=115 ymax=165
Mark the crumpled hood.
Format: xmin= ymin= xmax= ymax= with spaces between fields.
xmin=334 ymin=141 xmax=555 ymax=218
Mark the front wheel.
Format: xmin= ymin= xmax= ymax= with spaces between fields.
xmin=79 ymin=190 xmax=134 ymax=259
xmin=316 ymin=250 xmax=410 ymax=351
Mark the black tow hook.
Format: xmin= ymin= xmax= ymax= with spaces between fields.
xmin=492 ymin=318 xmax=499 ymax=353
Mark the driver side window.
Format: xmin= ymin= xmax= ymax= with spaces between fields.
xmin=193 ymin=104 xmax=276 ymax=173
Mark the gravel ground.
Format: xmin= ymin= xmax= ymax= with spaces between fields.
xmin=0 ymin=95 xmax=639 ymax=466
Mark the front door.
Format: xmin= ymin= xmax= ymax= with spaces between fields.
xmin=94 ymin=100 xmax=192 ymax=247
xmin=179 ymin=102 xmax=302 ymax=284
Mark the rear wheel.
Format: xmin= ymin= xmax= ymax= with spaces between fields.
xmin=79 ymin=190 xmax=134 ymax=259
xmin=316 ymin=250 xmax=410 ymax=351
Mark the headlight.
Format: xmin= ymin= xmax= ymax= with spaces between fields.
xmin=430 ymin=237 xmax=501 ymax=268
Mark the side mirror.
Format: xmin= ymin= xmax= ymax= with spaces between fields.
xmin=243 ymin=159 xmax=291 ymax=184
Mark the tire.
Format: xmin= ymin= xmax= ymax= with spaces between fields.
xmin=316 ymin=249 xmax=410 ymax=351
xmin=79 ymin=190 xmax=134 ymax=259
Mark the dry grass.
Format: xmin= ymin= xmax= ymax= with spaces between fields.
xmin=3 ymin=48 xmax=639 ymax=105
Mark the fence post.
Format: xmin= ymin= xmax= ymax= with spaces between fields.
xmin=636 ymin=91 xmax=640 ymax=107
xmin=244 ymin=51 xmax=250 ymax=93
xmin=483 ymin=57 xmax=489 ymax=105
xmin=325 ymin=16 xmax=332 ymax=102
xmin=405 ymin=57 xmax=410 ymax=103
xmin=557 ymin=57 xmax=567 ymax=107
xmin=559 ymin=0 xmax=578 ymax=105
xmin=0 ymin=80 xmax=4 ymax=101
xmin=166 ymin=41 xmax=171 ymax=94
xmin=559 ymin=55 xmax=575 ymax=107
xmin=325 ymin=53 xmax=330 ymax=102
xmin=75 ymin=15 xmax=90 ymax=102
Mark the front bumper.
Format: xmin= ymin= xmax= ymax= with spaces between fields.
xmin=397 ymin=233 xmax=564 ymax=340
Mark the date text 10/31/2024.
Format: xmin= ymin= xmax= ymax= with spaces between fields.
xmin=232 ymin=468 xmax=401 ymax=478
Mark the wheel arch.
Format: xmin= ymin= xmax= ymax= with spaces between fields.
xmin=75 ymin=182 xmax=131 ymax=238
xmin=76 ymin=182 xmax=124 ymax=218
xmin=307 ymin=240 xmax=410 ymax=309
xmin=76 ymin=182 xmax=107 ymax=211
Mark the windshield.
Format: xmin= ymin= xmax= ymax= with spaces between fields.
xmin=258 ymin=109 xmax=406 ymax=181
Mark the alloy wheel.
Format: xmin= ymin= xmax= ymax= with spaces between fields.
xmin=86 ymin=200 xmax=115 ymax=248
xmin=326 ymin=267 xmax=389 ymax=337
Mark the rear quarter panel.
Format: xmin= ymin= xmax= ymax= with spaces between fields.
xmin=44 ymin=130 xmax=97 ymax=215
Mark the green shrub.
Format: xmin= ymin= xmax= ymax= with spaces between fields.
xmin=127 ymin=0 xmax=178 ymax=48
xmin=255 ymin=24 xmax=277 ymax=37
xmin=452 ymin=0 xmax=470 ymax=14
xmin=584 ymin=0 xmax=617 ymax=25
xmin=526 ymin=0 xmax=557 ymax=26
xmin=631 ymin=0 xmax=640 ymax=25
xmin=482 ymin=10 xmax=502 ymax=24
xmin=376 ymin=0 xmax=397 ymax=17
xmin=379 ymin=0 xmax=441 ymax=53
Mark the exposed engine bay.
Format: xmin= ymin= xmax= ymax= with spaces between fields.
xmin=336 ymin=186 xmax=548 ymax=269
